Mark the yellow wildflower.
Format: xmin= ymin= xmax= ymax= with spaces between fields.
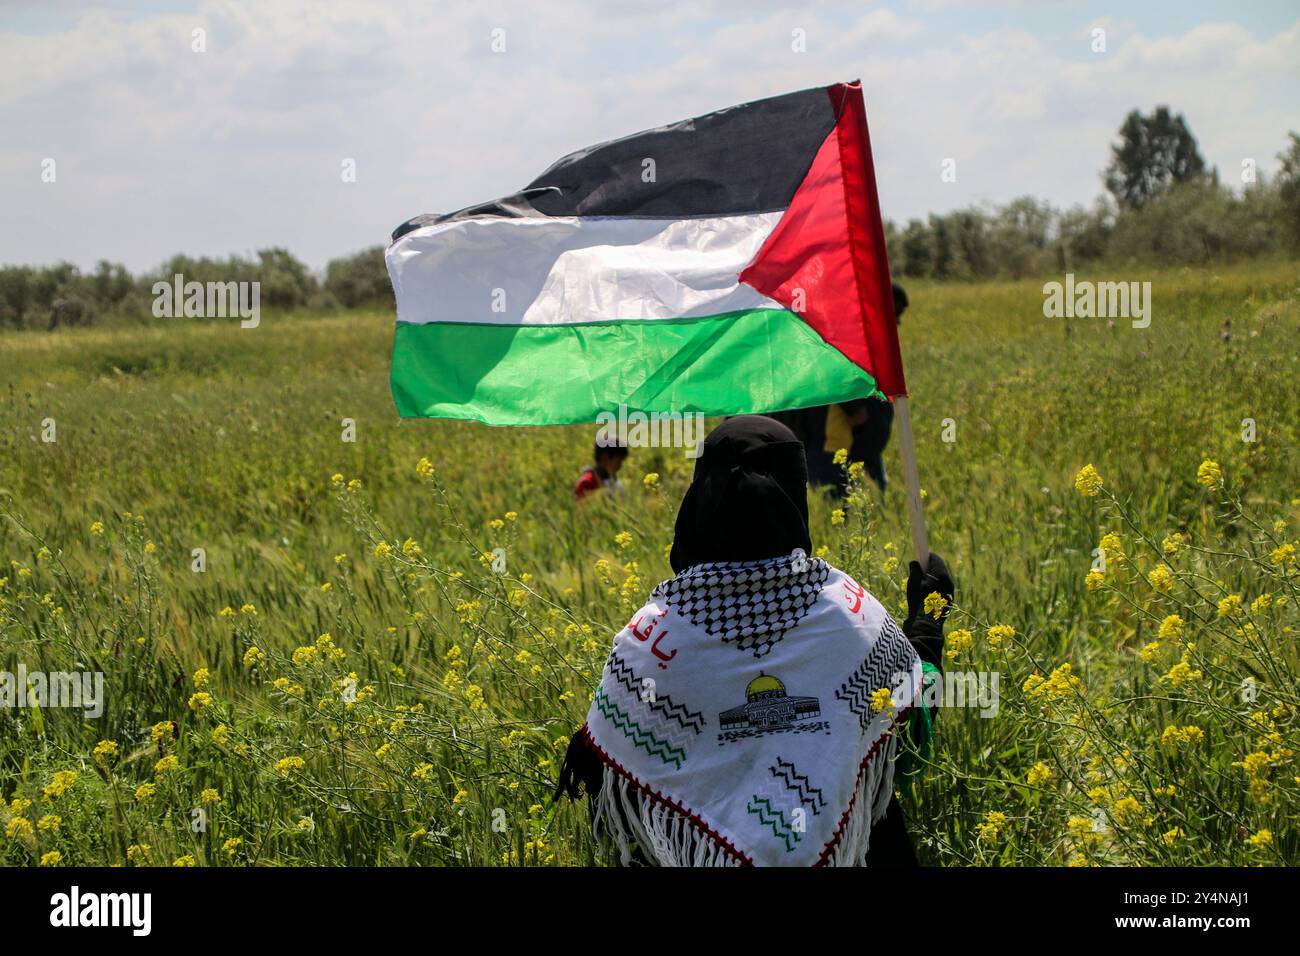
xmin=945 ymin=628 xmax=972 ymax=660
xmin=274 ymin=756 xmax=306 ymax=777
xmin=987 ymin=624 xmax=1016 ymax=649
xmin=1074 ymin=464 xmax=1103 ymax=497
xmin=1148 ymin=564 xmax=1174 ymax=593
xmin=1161 ymin=660 xmax=1203 ymax=687
xmin=1160 ymin=725 xmax=1205 ymax=748
xmin=150 ymin=720 xmax=175 ymax=745
xmin=42 ymin=770 xmax=77 ymax=800
xmin=154 ymin=755 xmax=179 ymax=777
xmin=1098 ymin=532 xmax=1122 ymax=561
xmin=1111 ymin=796 xmax=1147 ymax=826
xmin=292 ymin=645 xmax=319 ymax=666
xmin=5 ymin=817 xmax=32 ymax=840
xmin=126 ymin=844 xmax=151 ymax=863
xmin=974 ymin=811 xmax=1007 ymax=843
xmin=923 ymin=592 xmax=947 ymax=619
xmin=1025 ymin=662 xmax=1083 ymax=701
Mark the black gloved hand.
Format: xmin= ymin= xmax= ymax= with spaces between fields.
xmin=902 ymin=552 xmax=954 ymax=650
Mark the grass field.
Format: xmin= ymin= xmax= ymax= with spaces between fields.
xmin=1 ymin=260 xmax=1298 ymax=866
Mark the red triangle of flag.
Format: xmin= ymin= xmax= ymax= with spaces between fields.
xmin=739 ymin=81 xmax=906 ymax=398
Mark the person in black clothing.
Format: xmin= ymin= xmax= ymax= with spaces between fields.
xmin=556 ymin=416 xmax=953 ymax=866
xmin=766 ymin=282 xmax=909 ymax=495
xmin=852 ymin=282 xmax=908 ymax=491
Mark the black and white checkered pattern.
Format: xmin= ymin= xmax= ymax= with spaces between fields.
xmin=652 ymin=554 xmax=830 ymax=658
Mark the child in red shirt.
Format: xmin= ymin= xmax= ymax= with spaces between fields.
xmin=575 ymin=443 xmax=629 ymax=500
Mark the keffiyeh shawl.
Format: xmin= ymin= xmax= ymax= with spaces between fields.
xmin=565 ymin=552 xmax=921 ymax=867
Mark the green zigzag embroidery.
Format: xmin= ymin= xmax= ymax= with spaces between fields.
xmin=747 ymin=795 xmax=799 ymax=852
xmin=594 ymin=687 xmax=686 ymax=770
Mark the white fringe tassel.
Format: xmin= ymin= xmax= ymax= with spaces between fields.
xmin=593 ymin=730 xmax=903 ymax=867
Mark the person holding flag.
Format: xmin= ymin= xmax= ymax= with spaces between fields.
xmin=556 ymin=415 xmax=953 ymax=866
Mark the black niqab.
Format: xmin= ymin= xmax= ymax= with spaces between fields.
xmin=669 ymin=415 xmax=812 ymax=573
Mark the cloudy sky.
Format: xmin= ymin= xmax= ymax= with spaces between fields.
xmin=2 ymin=0 xmax=1297 ymax=272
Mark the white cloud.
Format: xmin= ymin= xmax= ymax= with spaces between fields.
xmin=0 ymin=1 xmax=1295 ymax=270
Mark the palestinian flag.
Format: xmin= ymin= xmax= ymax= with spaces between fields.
xmin=387 ymin=80 xmax=905 ymax=425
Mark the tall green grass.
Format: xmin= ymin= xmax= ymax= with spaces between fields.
xmin=1 ymin=261 xmax=1296 ymax=865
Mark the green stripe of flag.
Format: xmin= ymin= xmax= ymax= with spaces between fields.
xmin=390 ymin=308 xmax=880 ymax=425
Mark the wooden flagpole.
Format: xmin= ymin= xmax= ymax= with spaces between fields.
xmin=892 ymin=394 xmax=930 ymax=567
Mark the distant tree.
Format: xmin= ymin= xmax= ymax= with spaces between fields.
xmin=928 ymin=213 xmax=959 ymax=279
xmin=255 ymin=247 xmax=317 ymax=308
xmin=951 ymin=210 xmax=994 ymax=278
xmin=325 ymin=246 xmax=393 ymax=309
xmin=149 ymin=248 xmax=318 ymax=311
xmin=900 ymin=219 xmax=932 ymax=278
xmin=1104 ymin=106 xmax=1206 ymax=209
xmin=0 ymin=266 xmax=34 ymax=328
xmin=883 ymin=219 xmax=904 ymax=274
xmin=990 ymin=197 xmax=1054 ymax=278
xmin=1057 ymin=198 xmax=1114 ymax=267
xmin=90 ymin=260 xmax=133 ymax=306
xmin=1276 ymin=131 xmax=1300 ymax=247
